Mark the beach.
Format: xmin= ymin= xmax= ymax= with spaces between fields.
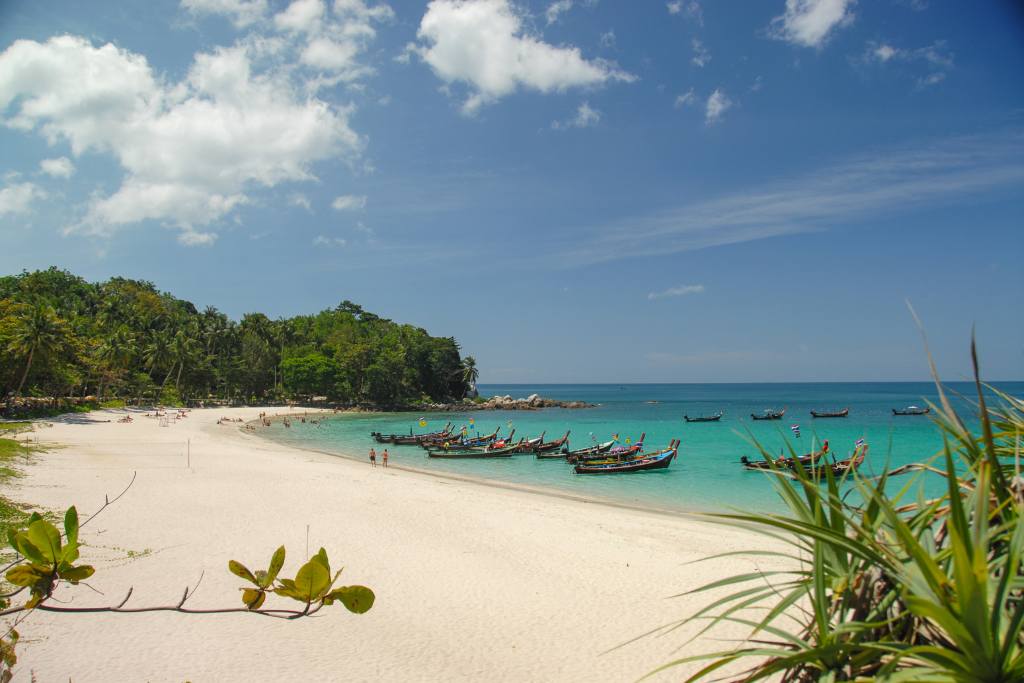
xmin=8 ymin=408 xmax=784 ymax=682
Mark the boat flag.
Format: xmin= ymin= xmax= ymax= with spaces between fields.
xmin=855 ymin=438 xmax=865 ymax=447
xmin=612 ymin=432 xmax=620 ymax=442
xmin=625 ymin=437 xmax=631 ymax=445
xmin=419 ymin=418 xmax=427 ymax=427
xmin=790 ymin=424 xmax=801 ymax=438
xmin=468 ymin=417 xmax=475 ymax=426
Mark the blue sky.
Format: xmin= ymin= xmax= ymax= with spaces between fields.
xmin=0 ymin=0 xmax=1021 ymax=382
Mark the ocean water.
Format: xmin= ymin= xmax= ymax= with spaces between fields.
xmin=260 ymin=382 xmax=1022 ymax=513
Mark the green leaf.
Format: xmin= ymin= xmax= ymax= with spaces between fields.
xmin=25 ymin=520 xmax=61 ymax=564
xmin=241 ymin=588 xmax=266 ymax=610
xmin=290 ymin=558 xmax=331 ymax=603
xmin=313 ymin=547 xmax=330 ymax=575
xmin=11 ymin=534 xmax=45 ymax=565
xmin=328 ymin=585 xmax=375 ymax=614
xmin=59 ymin=564 xmax=94 ymax=584
xmin=265 ymin=546 xmax=285 ymax=587
xmin=64 ymin=506 xmax=79 ymax=548
xmin=5 ymin=565 xmax=45 ymax=588
xmin=228 ymin=560 xmax=257 ymax=584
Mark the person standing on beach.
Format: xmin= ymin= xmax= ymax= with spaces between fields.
xmin=382 ymin=449 xmax=389 ymax=468
xmin=369 ymin=448 xmax=377 ymax=467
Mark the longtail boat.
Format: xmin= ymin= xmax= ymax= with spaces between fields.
xmin=420 ymin=426 xmax=501 ymax=450
xmin=371 ymin=422 xmax=452 ymax=444
xmin=893 ymin=406 xmax=929 ymax=416
xmin=555 ymin=432 xmax=645 ymax=461
xmin=751 ymin=408 xmax=785 ymax=421
xmin=741 ymin=440 xmax=830 ymax=471
xmin=684 ymin=412 xmax=723 ymax=423
xmin=534 ymin=430 xmax=570 ymax=454
xmin=426 ymin=431 xmax=519 ymax=456
xmin=810 ymin=408 xmax=849 ymax=418
xmin=829 ymin=443 xmax=868 ymax=476
xmin=427 ymin=443 xmax=517 ymax=459
xmin=574 ymin=439 xmax=679 ymax=474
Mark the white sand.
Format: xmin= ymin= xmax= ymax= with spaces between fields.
xmin=7 ymin=408 xmax=787 ymax=682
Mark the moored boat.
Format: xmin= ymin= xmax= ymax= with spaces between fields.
xmin=829 ymin=443 xmax=868 ymax=476
xmin=741 ymin=440 xmax=830 ymax=471
xmin=534 ymin=430 xmax=570 ymax=454
xmin=555 ymin=432 xmax=646 ymax=461
xmin=574 ymin=439 xmax=679 ymax=474
xmin=893 ymin=405 xmax=930 ymax=416
xmin=810 ymin=408 xmax=849 ymax=418
xmin=371 ymin=422 xmax=452 ymax=444
xmin=751 ymin=408 xmax=785 ymax=421
xmin=419 ymin=426 xmax=502 ymax=450
xmin=684 ymin=412 xmax=723 ymax=423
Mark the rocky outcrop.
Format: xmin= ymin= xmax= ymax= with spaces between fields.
xmin=422 ymin=393 xmax=594 ymax=411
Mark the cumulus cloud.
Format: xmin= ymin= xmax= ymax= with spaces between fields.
xmin=551 ymin=101 xmax=600 ymax=130
xmin=409 ymin=0 xmax=634 ymax=114
xmin=0 ymin=35 xmax=362 ymax=245
xmin=313 ymin=234 xmax=346 ymax=246
xmin=40 ymin=156 xmax=75 ymax=178
xmin=274 ymin=0 xmax=325 ymax=32
xmin=648 ymin=284 xmax=704 ymax=300
xmin=674 ymin=88 xmax=697 ymax=108
xmin=705 ymin=88 xmax=732 ymax=124
xmin=545 ymin=0 xmax=574 ymax=25
xmin=332 ymin=193 xmax=367 ymax=210
xmin=181 ymin=0 xmax=269 ymax=28
xmin=863 ymin=40 xmax=953 ymax=88
xmin=0 ymin=182 xmax=45 ymax=217
xmin=691 ymin=38 xmax=710 ymax=67
xmin=768 ymin=0 xmax=855 ymax=48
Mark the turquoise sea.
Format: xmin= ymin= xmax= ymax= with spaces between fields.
xmin=261 ymin=382 xmax=1022 ymax=513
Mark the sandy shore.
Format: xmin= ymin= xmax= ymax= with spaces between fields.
xmin=6 ymin=407 xmax=785 ymax=682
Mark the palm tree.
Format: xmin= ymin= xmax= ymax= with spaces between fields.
xmin=8 ymin=303 xmax=70 ymax=396
xmin=95 ymin=326 xmax=136 ymax=399
xmin=461 ymin=356 xmax=479 ymax=397
xmin=170 ymin=330 xmax=197 ymax=394
xmin=143 ymin=331 xmax=174 ymax=400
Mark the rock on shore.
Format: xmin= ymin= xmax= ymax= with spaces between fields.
xmin=425 ymin=393 xmax=593 ymax=411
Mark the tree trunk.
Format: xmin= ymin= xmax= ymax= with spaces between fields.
xmin=15 ymin=347 xmax=35 ymax=396
xmin=175 ymin=361 xmax=184 ymax=392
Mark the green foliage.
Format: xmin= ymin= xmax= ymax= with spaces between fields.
xmin=5 ymin=507 xmax=94 ymax=608
xmin=0 ymin=268 xmax=469 ymax=407
xmin=230 ymin=546 xmax=375 ymax=614
xmin=658 ymin=356 xmax=1024 ymax=682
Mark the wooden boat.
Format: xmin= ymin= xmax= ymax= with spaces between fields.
xmin=741 ymin=440 xmax=830 ymax=471
xmin=419 ymin=427 xmax=501 ymax=450
xmin=829 ymin=443 xmax=867 ymax=476
xmin=427 ymin=443 xmax=517 ymax=459
xmin=371 ymin=422 xmax=452 ymax=444
xmin=534 ymin=430 xmax=570 ymax=454
xmin=810 ymin=408 xmax=849 ymax=418
xmin=751 ymin=408 xmax=785 ymax=421
xmin=684 ymin=412 xmax=722 ymax=423
xmin=556 ymin=432 xmax=646 ymax=461
xmin=574 ymin=439 xmax=679 ymax=474
xmin=893 ymin=406 xmax=930 ymax=416
xmin=430 ymin=431 xmax=519 ymax=455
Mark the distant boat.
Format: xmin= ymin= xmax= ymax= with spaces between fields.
xmin=574 ymin=439 xmax=679 ymax=474
xmin=811 ymin=408 xmax=849 ymax=418
xmin=645 ymin=400 xmax=660 ymax=404
xmin=741 ymin=440 xmax=830 ymax=471
xmin=751 ymin=408 xmax=785 ymax=421
xmin=893 ymin=405 xmax=930 ymax=416
xmin=684 ymin=412 xmax=723 ymax=423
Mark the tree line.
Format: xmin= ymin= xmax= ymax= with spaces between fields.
xmin=0 ymin=268 xmax=477 ymax=407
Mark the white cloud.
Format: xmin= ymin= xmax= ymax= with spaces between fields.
xmin=863 ymin=40 xmax=953 ymax=88
xmin=0 ymin=36 xmax=362 ymax=245
xmin=648 ymin=284 xmax=704 ymax=300
xmin=691 ymin=38 xmax=710 ymax=67
xmin=768 ymin=0 xmax=855 ymax=49
xmin=551 ymin=101 xmax=600 ymax=130
xmin=667 ymin=1 xmax=702 ymax=24
xmin=0 ymin=182 xmax=45 ymax=217
xmin=705 ymin=88 xmax=732 ymax=124
xmin=566 ymin=131 xmax=1024 ymax=266
xmin=313 ymin=234 xmax=346 ymax=246
xmin=39 ymin=156 xmax=75 ymax=178
xmin=274 ymin=0 xmax=325 ymax=33
xmin=289 ymin=192 xmax=312 ymax=210
xmin=181 ymin=0 xmax=268 ymax=28
xmin=545 ymin=0 xmax=573 ymax=25
xmin=410 ymin=0 xmax=634 ymax=114
xmin=674 ymin=88 xmax=697 ymax=108
xmin=332 ymin=193 xmax=367 ymax=210
xmin=599 ymin=30 xmax=616 ymax=48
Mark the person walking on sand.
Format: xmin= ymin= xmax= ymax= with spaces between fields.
xmin=369 ymin=448 xmax=377 ymax=468
xmin=382 ymin=449 xmax=389 ymax=468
